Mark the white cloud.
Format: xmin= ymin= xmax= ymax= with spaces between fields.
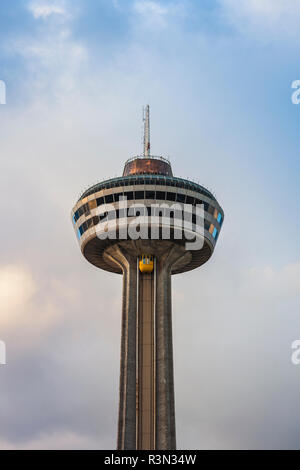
xmin=0 ymin=264 xmax=77 ymax=352
xmin=219 ymin=0 xmax=300 ymax=39
xmin=8 ymin=2 xmax=87 ymax=102
xmin=29 ymin=2 xmax=66 ymax=19
xmin=133 ymin=0 xmax=185 ymax=29
xmin=0 ymin=265 xmax=36 ymax=327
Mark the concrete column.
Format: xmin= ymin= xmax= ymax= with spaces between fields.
xmin=106 ymin=246 xmax=137 ymax=450
xmin=155 ymin=247 xmax=186 ymax=450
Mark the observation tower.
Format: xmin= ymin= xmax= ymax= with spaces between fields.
xmin=71 ymin=106 xmax=224 ymax=450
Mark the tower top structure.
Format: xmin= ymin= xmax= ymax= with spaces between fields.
xmin=122 ymin=105 xmax=173 ymax=177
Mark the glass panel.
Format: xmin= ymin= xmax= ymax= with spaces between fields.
xmin=166 ymin=192 xmax=176 ymax=201
xmin=145 ymin=191 xmax=155 ymax=199
xmin=135 ymin=191 xmax=145 ymax=199
xmin=105 ymin=194 xmax=114 ymax=204
xmin=156 ymin=191 xmax=166 ymax=200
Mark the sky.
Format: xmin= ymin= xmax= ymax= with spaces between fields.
xmin=0 ymin=0 xmax=300 ymax=450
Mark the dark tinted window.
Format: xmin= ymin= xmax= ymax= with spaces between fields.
xmin=166 ymin=192 xmax=176 ymax=201
xmin=176 ymin=193 xmax=186 ymax=203
xmin=135 ymin=191 xmax=145 ymax=199
xmin=105 ymin=194 xmax=114 ymax=204
xmin=145 ymin=191 xmax=155 ymax=199
xmin=156 ymin=191 xmax=166 ymax=200
xmin=126 ymin=191 xmax=134 ymax=200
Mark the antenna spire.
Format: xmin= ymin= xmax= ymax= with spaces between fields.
xmin=143 ymin=105 xmax=150 ymax=157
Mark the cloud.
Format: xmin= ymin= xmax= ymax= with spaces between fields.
xmin=219 ymin=0 xmax=300 ymax=40
xmin=0 ymin=431 xmax=109 ymax=450
xmin=0 ymin=263 xmax=75 ymax=350
xmin=29 ymin=2 xmax=66 ymax=19
xmin=133 ymin=0 xmax=185 ymax=29
xmin=172 ymin=257 xmax=300 ymax=449
xmin=7 ymin=2 xmax=87 ymax=102
xmin=0 ymin=266 xmax=36 ymax=324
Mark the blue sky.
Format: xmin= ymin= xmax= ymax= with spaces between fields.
xmin=0 ymin=0 xmax=300 ymax=449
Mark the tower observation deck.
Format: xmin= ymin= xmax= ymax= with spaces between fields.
xmin=71 ymin=106 xmax=224 ymax=450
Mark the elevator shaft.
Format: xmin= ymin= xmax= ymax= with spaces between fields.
xmin=137 ymin=268 xmax=155 ymax=449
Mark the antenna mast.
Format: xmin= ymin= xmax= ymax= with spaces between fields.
xmin=143 ymin=105 xmax=150 ymax=157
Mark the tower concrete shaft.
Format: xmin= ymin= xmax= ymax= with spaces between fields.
xmin=107 ymin=245 xmax=184 ymax=450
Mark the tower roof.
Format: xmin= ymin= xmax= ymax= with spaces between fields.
xmin=122 ymin=156 xmax=173 ymax=177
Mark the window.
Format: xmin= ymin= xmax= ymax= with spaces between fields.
xmin=135 ymin=191 xmax=145 ymax=200
xmin=217 ymin=212 xmax=222 ymax=224
xmin=83 ymin=203 xmax=90 ymax=215
xmin=186 ymin=196 xmax=194 ymax=205
xmin=156 ymin=191 xmax=166 ymax=200
xmin=93 ymin=216 xmax=99 ymax=226
xmin=212 ymin=227 xmax=218 ymax=239
xmin=105 ymin=194 xmax=114 ymax=204
xmin=176 ymin=193 xmax=186 ymax=203
xmin=209 ymin=205 xmax=215 ymax=215
xmin=126 ymin=191 xmax=134 ymax=200
xmin=97 ymin=197 xmax=104 ymax=206
xmin=86 ymin=218 xmax=93 ymax=229
xmin=145 ymin=191 xmax=155 ymax=199
xmin=166 ymin=192 xmax=176 ymax=201
xmin=204 ymin=220 xmax=210 ymax=231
